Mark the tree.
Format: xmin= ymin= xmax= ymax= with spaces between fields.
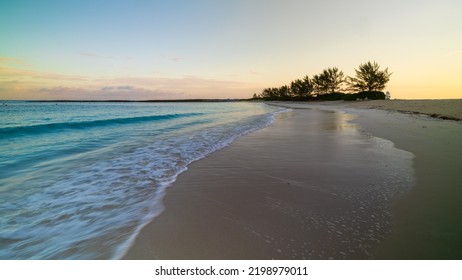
xmin=260 ymin=87 xmax=279 ymax=100
xmin=259 ymin=87 xmax=287 ymax=100
xmin=347 ymin=61 xmax=391 ymax=92
xmin=313 ymin=67 xmax=345 ymax=94
xmin=290 ymin=75 xmax=314 ymax=99
xmin=277 ymin=85 xmax=291 ymax=100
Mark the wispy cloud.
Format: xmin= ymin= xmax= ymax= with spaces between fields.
xmin=0 ymin=62 xmax=260 ymax=100
xmin=34 ymin=85 xmax=184 ymax=100
xmin=0 ymin=57 xmax=21 ymax=64
xmin=101 ymin=85 xmax=135 ymax=91
xmin=0 ymin=56 xmax=31 ymax=66
xmin=101 ymin=75 xmax=257 ymax=95
xmin=77 ymin=52 xmax=114 ymax=59
xmin=445 ymin=50 xmax=462 ymax=57
xmin=161 ymin=54 xmax=184 ymax=62
xmin=0 ymin=66 xmax=89 ymax=81
xmin=76 ymin=52 xmax=136 ymax=61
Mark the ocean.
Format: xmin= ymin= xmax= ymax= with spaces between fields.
xmin=0 ymin=101 xmax=282 ymax=259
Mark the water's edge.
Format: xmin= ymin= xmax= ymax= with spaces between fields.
xmin=115 ymin=107 xmax=291 ymax=259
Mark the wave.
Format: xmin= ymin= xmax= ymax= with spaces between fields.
xmin=0 ymin=103 xmax=285 ymax=259
xmin=113 ymin=109 xmax=290 ymax=259
xmin=0 ymin=112 xmax=204 ymax=137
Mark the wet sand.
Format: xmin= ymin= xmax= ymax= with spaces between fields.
xmin=123 ymin=105 xmax=428 ymax=260
xmin=345 ymin=102 xmax=462 ymax=259
xmin=269 ymin=100 xmax=462 ymax=259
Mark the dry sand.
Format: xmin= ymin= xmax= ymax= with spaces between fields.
xmin=124 ymin=100 xmax=462 ymax=260
xmin=346 ymin=99 xmax=462 ymax=120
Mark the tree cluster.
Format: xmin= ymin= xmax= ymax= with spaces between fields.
xmin=252 ymin=61 xmax=391 ymax=101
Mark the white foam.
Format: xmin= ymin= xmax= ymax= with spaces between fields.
xmin=0 ymin=103 xmax=284 ymax=259
xmin=113 ymin=108 xmax=287 ymax=259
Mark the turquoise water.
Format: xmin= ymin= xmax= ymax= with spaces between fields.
xmin=0 ymin=101 xmax=281 ymax=259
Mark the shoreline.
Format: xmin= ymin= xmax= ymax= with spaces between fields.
xmin=346 ymin=104 xmax=462 ymax=258
xmin=269 ymin=99 xmax=462 ymax=121
xmin=269 ymin=100 xmax=462 ymax=258
xmin=123 ymin=100 xmax=462 ymax=259
xmin=346 ymin=99 xmax=462 ymax=121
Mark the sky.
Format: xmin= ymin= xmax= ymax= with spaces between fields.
xmin=0 ymin=0 xmax=461 ymax=100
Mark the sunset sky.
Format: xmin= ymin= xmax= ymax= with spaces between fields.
xmin=1 ymin=0 xmax=461 ymax=100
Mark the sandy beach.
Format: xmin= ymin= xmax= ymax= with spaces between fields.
xmin=124 ymin=100 xmax=462 ymax=260
xmin=345 ymin=99 xmax=462 ymax=121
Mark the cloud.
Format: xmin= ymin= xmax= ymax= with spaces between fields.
xmin=0 ymin=63 xmax=261 ymax=100
xmin=0 ymin=66 xmax=89 ymax=81
xmin=0 ymin=57 xmax=31 ymax=67
xmin=445 ymin=50 xmax=462 ymax=57
xmin=0 ymin=57 xmax=21 ymax=64
xmin=77 ymin=52 xmax=135 ymax=60
xmin=77 ymin=52 xmax=114 ymax=59
xmin=101 ymin=85 xmax=135 ymax=91
xmin=100 ymin=75 xmax=259 ymax=96
xmin=161 ymin=54 xmax=184 ymax=62
xmin=34 ymin=85 xmax=185 ymax=100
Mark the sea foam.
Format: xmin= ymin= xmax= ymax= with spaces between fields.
xmin=0 ymin=102 xmax=282 ymax=259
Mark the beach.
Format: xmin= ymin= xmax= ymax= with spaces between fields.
xmin=343 ymin=100 xmax=462 ymax=259
xmin=345 ymin=99 xmax=462 ymax=120
xmin=123 ymin=100 xmax=461 ymax=259
xmin=0 ymin=102 xmax=279 ymax=259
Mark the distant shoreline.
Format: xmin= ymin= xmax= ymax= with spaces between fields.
xmin=21 ymin=99 xmax=249 ymax=103
xmin=4 ymin=98 xmax=461 ymax=121
xmin=267 ymin=99 xmax=462 ymax=121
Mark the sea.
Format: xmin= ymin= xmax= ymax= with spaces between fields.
xmin=0 ymin=101 xmax=282 ymax=259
